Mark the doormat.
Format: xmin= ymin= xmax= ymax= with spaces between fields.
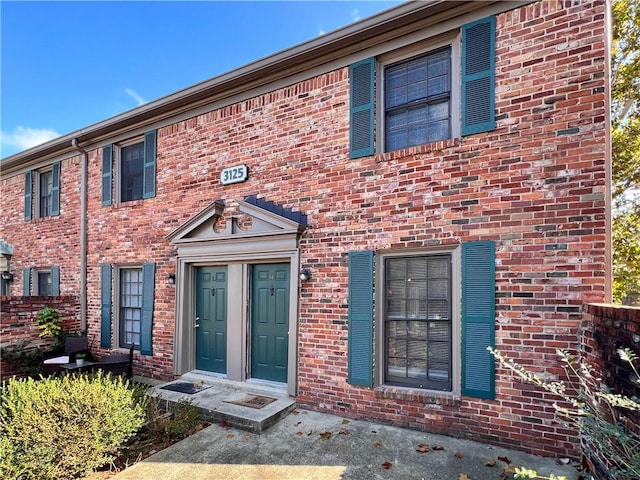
xmin=159 ymin=381 xmax=211 ymax=395
xmin=224 ymin=394 xmax=277 ymax=409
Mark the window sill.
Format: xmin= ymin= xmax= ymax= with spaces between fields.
xmin=374 ymin=385 xmax=461 ymax=407
xmin=375 ymin=138 xmax=460 ymax=163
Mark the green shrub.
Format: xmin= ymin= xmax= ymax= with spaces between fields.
xmin=144 ymin=395 xmax=202 ymax=445
xmin=36 ymin=306 xmax=63 ymax=339
xmin=0 ymin=372 xmax=147 ymax=480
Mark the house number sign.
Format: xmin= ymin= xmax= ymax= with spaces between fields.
xmin=220 ymin=164 xmax=249 ymax=185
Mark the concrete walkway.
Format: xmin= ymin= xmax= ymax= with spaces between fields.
xmin=112 ymin=408 xmax=581 ymax=480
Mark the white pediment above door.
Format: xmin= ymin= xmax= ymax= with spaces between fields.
xmin=166 ymin=196 xmax=307 ymax=245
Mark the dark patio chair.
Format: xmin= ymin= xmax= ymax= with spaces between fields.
xmin=42 ymin=336 xmax=89 ymax=375
xmin=93 ymin=344 xmax=134 ymax=379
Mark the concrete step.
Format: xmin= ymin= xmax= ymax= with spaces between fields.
xmin=145 ymin=373 xmax=296 ymax=433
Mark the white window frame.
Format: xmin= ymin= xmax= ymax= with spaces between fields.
xmin=33 ymin=268 xmax=52 ymax=296
xmin=375 ymin=245 xmax=461 ymax=396
xmin=377 ymin=31 xmax=461 ymax=153
xmin=34 ymin=167 xmax=54 ymax=218
xmin=114 ymin=136 xmax=145 ymax=204
xmin=114 ymin=265 xmax=143 ymax=350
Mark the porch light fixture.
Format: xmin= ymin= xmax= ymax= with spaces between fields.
xmin=166 ymin=273 xmax=176 ymax=285
xmin=1 ymin=271 xmax=13 ymax=282
xmin=299 ymin=268 xmax=311 ymax=282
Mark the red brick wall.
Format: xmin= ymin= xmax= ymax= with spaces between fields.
xmin=0 ymin=0 xmax=608 ymax=457
xmin=0 ymin=295 xmax=81 ymax=380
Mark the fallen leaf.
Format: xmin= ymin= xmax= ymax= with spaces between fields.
xmin=339 ymin=429 xmax=350 ymax=435
xmin=432 ymin=445 xmax=445 ymax=451
xmin=292 ymin=409 xmax=300 ymax=415
xmin=342 ymin=419 xmax=350 ymax=424
xmin=306 ymin=430 xmax=313 ymax=436
xmin=416 ymin=444 xmax=430 ymax=453
xmin=498 ymin=456 xmax=511 ymax=464
xmin=294 ymin=421 xmax=302 ymax=427
xmin=454 ymin=452 xmax=464 ymax=459
xmin=319 ymin=431 xmax=332 ymax=440
xmin=459 ymin=474 xmax=470 ymax=480
xmin=244 ymin=434 xmax=252 ymax=440
xmin=226 ymin=433 xmax=234 ymax=439
xmin=219 ymin=420 xmax=229 ymax=429
xmin=484 ymin=459 xmax=496 ymax=467
xmin=503 ymin=465 xmax=517 ymax=474
xmin=373 ymin=441 xmax=381 ymax=448
xmin=295 ymin=431 xmax=303 ymax=436
xmin=371 ymin=430 xmax=377 ymax=434
xmin=381 ymin=461 xmax=393 ymax=470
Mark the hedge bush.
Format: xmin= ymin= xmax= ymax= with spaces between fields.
xmin=0 ymin=372 xmax=146 ymax=479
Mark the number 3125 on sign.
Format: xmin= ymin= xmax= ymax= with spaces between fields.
xmin=220 ymin=164 xmax=249 ymax=185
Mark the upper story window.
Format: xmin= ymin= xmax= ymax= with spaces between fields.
xmin=102 ymin=130 xmax=157 ymax=206
xmin=384 ymin=48 xmax=451 ymax=152
xmin=349 ymin=16 xmax=495 ymax=158
xmin=121 ymin=142 xmax=145 ymax=202
xmin=24 ymin=162 xmax=61 ymax=220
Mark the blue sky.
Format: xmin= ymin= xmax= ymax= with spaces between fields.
xmin=1 ymin=0 xmax=401 ymax=158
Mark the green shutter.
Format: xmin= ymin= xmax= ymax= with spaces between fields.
xmin=23 ymin=268 xmax=31 ymax=296
xmin=461 ymin=16 xmax=496 ymax=136
xmin=102 ymin=145 xmax=113 ymax=206
xmin=101 ymin=264 xmax=112 ymax=348
xmin=51 ymin=266 xmax=60 ymax=296
xmin=348 ymin=251 xmax=374 ymax=387
xmin=142 ymin=131 xmax=157 ymax=199
xmin=350 ymin=58 xmax=375 ymax=158
xmin=140 ymin=262 xmax=155 ymax=355
xmin=461 ymin=241 xmax=496 ymax=399
xmin=24 ymin=171 xmax=32 ymax=220
xmin=51 ymin=161 xmax=61 ymax=216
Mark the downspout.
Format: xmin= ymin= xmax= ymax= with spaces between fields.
xmin=72 ymin=138 xmax=88 ymax=330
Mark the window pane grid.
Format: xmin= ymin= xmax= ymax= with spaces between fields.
xmin=121 ymin=143 xmax=144 ymax=202
xmin=39 ymin=171 xmax=53 ymax=217
xmin=385 ymin=48 xmax=451 ymax=151
xmin=385 ymin=255 xmax=452 ymax=390
xmin=120 ymin=268 xmax=142 ymax=347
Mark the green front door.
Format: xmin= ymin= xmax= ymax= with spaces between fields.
xmin=251 ymin=263 xmax=289 ymax=383
xmin=195 ymin=266 xmax=227 ymax=374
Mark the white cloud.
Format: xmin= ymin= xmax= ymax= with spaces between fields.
xmin=125 ymin=88 xmax=146 ymax=106
xmin=0 ymin=126 xmax=60 ymax=155
xmin=351 ymin=9 xmax=361 ymax=22
xmin=318 ymin=28 xmax=326 ymax=36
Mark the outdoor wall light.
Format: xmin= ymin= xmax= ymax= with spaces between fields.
xmin=633 ymin=334 xmax=640 ymax=344
xmin=299 ymin=268 xmax=311 ymax=282
xmin=166 ymin=273 xmax=176 ymax=285
xmin=1 ymin=271 xmax=13 ymax=282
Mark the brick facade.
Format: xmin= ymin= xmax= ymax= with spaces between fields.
xmin=0 ymin=1 xmax=609 ymax=457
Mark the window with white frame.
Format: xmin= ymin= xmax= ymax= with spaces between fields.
xmin=384 ymin=254 xmax=453 ymax=391
xmin=119 ymin=267 xmax=143 ymax=349
xmin=37 ymin=169 xmax=54 ymax=217
xmin=120 ymin=142 xmax=145 ymax=202
xmin=35 ymin=269 xmax=52 ymax=296
xmin=384 ymin=47 xmax=452 ymax=152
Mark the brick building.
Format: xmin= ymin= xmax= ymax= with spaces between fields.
xmin=0 ymin=1 xmax=611 ymax=456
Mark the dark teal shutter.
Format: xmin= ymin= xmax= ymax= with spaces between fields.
xmin=461 ymin=241 xmax=496 ymax=399
xmin=51 ymin=266 xmax=60 ymax=296
xmin=100 ymin=264 xmax=112 ymax=348
xmin=24 ymin=171 xmax=32 ymax=220
xmin=348 ymin=251 xmax=374 ymax=387
xmin=23 ymin=268 xmax=31 ymax=296
xmin=461 ymin=16 xmax=496 ymax=136
xmin=102 ymin=145 xmax=113 ymax=206
xmin=350 ymin=58 xmax=375 ymax=158
xmin=140 ymin=262 xmax=155 ymax=355
xmin=51 ymin=161 xmax=61 ymax=216
xmin=142 ymin=131 xmax=157 ymax=199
